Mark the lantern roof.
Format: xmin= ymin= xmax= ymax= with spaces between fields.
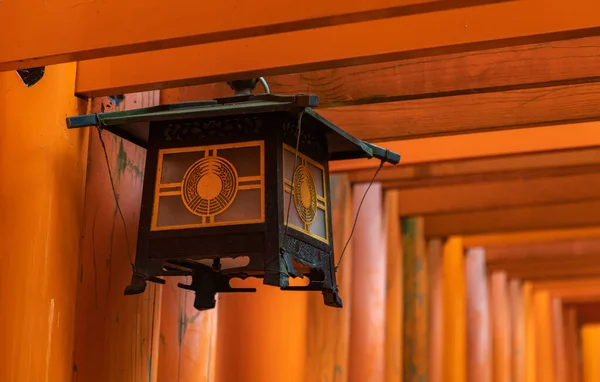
xmin=67 ymin=93 xmax=400 ymax=164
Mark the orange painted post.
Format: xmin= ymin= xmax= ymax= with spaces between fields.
xmin=157 ymin=277 xmax=217 ymax=382
xmin=465 ymin=247 xmax=492 ymax=382
xmin=0 ymin=64 xmax=89 ymax=382
xmin=385 ymin=190 xmax=403 ymax=382
xmin=402 ymin=217 xmax=428 ymax=382
xmin=428 ymin=238 xmax=444 ymax=382
xmin=533 ymin=290 xmax=555 ymax=382
xmin=443 ymin=237 xmax=466 ymax=382
xmin=522 ymin=283 xmax=536 ymax=382
xmin=304 ymin=174 xmax=353 ymax=382
xmin=552 ymin=298 xmax=567 ymax=382
xmin=215 ymin=278 xmax=309 ymax=382
xmin=564 ymin=307 xmax=582 ymax=382
xmin=348 ymin=182 xmax=386 ymax=382
xmin=509 ymin=280 xmax=526 ymax=382
xmin=582 ymin=325 xmax=600 ymax=382
xmin=73 ymin=92 xmax=164 ymax=382
xmin=489 ymin=272 xmax=512 ymax=382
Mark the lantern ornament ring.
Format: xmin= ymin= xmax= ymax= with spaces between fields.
xmin=293 ymin=164 xmax=317 ymax=225
xmin=181 ymin=156 xmax=238 ymax=217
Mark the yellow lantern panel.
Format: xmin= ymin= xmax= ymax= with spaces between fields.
xmin=152 ymin=141 xmax=265 ymax=230
xmin=283 ymin=144 xmax=329 ymax=244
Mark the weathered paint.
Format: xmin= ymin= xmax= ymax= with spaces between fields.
xmin=304 ymin=173 xmax=352 ymax=382
xmin=402 ymin=217 xmax=428 ymax=382
xmin=0 ymin=64 xmax=89 ymax=382
xmin=465 ymin=248 xmax=492 ymax=382
xmin=385 ymin=190 xmax=403 ymax=382
xmin=443 ymin=237 xmax=466 ymax=382
xmin=73 ymin=92 xmax=163 ymax=382
xmin=157 ymin=277 xmax=217 ymax=382
xmin=348 ymin=183 xmax=386 ymax=382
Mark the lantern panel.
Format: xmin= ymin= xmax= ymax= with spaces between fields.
xmin=282 ymin=144 xmax=329 ymax=244
xmin=152 ymin=140 xmax=265 ymax=231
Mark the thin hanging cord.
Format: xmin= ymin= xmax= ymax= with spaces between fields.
xmin=335 ymin=158 xmax=385 ymax=270
xmin=96 ymin=125 xmax=136 ymax=272
xmin=282 ymin=111 xmax=304 ymax=248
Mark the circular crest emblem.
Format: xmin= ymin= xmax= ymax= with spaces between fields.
xmin=292 ymin=164 xmax=317 ymax=225
xmin=181 ymin=156 xmax=238 ymax=217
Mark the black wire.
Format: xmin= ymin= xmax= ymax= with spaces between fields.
xmin=96 ymin=125 xmax=136 ymax=272
xmin=335 ymin=159 xmax=385 ymax=270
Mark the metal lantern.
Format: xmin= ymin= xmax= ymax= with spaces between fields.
xmin=67 ymin=81 xmax=400 ymax=311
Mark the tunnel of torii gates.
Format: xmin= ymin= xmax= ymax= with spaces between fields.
xmin=4 ymin=1 xmax=600 ymax=381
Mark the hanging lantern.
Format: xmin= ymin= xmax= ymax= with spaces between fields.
xmin=67 ymin=80 xmax=400 ymax=311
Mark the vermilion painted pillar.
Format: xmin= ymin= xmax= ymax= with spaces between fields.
xmin=73 ymin=93 xmax=163 ymax=382
xmin=582 ymin=325 xmax=600 ymax=382
xmin=215 ymin=278 xmax=309 ymax=382
xmin=348 ymin=183 xmax=386 ymax=382
xmin=443 ymin=237 xmax=466 ymax=382
xmin=385 ymin=190 xmax=403 ymax=382
xmin=428 ymin=238 xmax=444 ymax=382
xmin=0 ymin=64 xmax=89 ymax=382
xmin=465 ymin=248 xmax=492 ymax=382
xmin=305 ymin=174 xmax=353 ymax=382
xmin=402 ymin=217 xmax=428 ymax=382
xmin=490 ymin=271 xmax=512 ymax=382
xmin=552 ymin=298 xmax=567 ymax=382
xmin=157 ymin=277 xmax=217 ymax=382
xmin=564 ymin=307 xmax=581 ymax=382
xmin=533 ymin=290 xmax=555 ymax=382
xmin=523 ymin=283 xmax=536 ymax=382
xmin=509 ymin=280 xmax=526 ymax=382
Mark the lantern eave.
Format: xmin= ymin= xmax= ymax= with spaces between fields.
xmin=66 ymin=94 xmax=401 ymax=165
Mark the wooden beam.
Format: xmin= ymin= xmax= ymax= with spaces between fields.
xmin=1 ymin=0 xmax=492 ymax=71
xmin=397 ymin=172 xmax=600 ymax=216
xmin=160 ymin=36 xmax=600 ymax=107
xmin=572 ymin=302 xmax=600 ymax=326
xmin=330 ymin=122 xmax=600 ymax=173
xmin=319 ymin=81 xmax=600 ymax=141
xmin=424 ymin=200 xmax=600 ymax=237
xmin=350 ymin=146 xmax=600 ymax=188
xmin=75 ymin=0 xmax=600 ymax=98
xmin=464 ymin=227 xmax=600 ymax=248
xmin=533 ymin=279 xmax=600 ymax=304
xmin=485 ymin=238 xmax=600 ymax=263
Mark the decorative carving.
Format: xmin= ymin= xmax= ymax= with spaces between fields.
xmin=163 ymin=117 xmax=263 ymax=141
xmin=292 ymin=164 xmax=317 ymax=225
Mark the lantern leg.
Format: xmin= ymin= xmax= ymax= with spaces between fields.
xmin=177 ymin=264 xmax=257 ymax=311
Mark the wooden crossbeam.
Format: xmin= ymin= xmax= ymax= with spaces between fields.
xmin=397 ymin=172 xmax=600 ymax=216
xmin=331 ymin=122 xmax=600 ymax=172
xmin=533 ymin=279 xmax=600 ymax=303
xmin=570 ymin=302 xmax=600 ymax=325
xmin=350 ymin=146 xmax=600 ymax=188
xmin=153 ymin=36 xmax=600 ymax=106
xmin=1 ymin=0 xmax=494 ymax=71
xmin=76 ymin=0 xmax=600 ymax=97
xmin=464 ymin=227 xmax=600 ymax=248
xmin=424 ymin=200 xmax=600 ymax=237
xmin=485 ymin=239 xmax=600 ymax=280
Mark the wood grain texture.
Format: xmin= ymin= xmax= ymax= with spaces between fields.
xmin=73 ymin=92 xmax=163 ymax=382
xmin=348 ymin=183 xmax=386 ymax=382
xmin=157 ymin=278 xmax=217 ymax=382
xmin=304 ymin=174 xmax=353 ymax=382
xmin=424 ymin=200 xmax=600 ymax=237
xmin=161 ymin=36 xmax=600 ymax=108
xmin=402 ymin=217 xmax=429 ymax=382
xmin=349 ymin=146 xmax=600 ymax=189
xmin=385 ymin=191 xmax=403 ymax=382
xmin=465 ymin=248 xmax=492 ymax=382
xmin=396 ymin=172 xmax=600 ymax=216
xmin=320 ymin=81 xmax=600 ymax=141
